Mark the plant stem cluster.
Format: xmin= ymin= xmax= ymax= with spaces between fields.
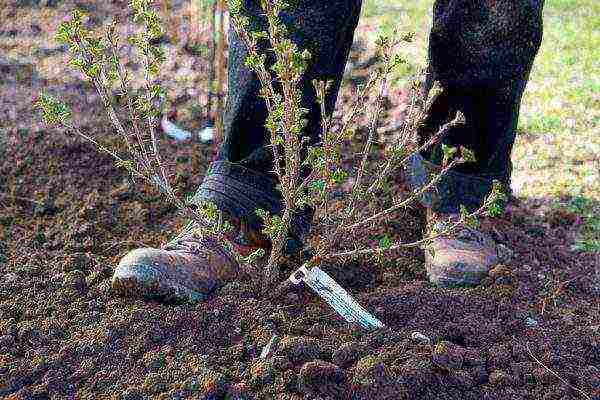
xmin=229 ymin=0 xmax=506 ymax=281
xmin=37 ymin=0 xmax=507 ymax=294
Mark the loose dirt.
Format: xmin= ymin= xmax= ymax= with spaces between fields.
xmin=1 ymin=1 xmax=598 ymax=399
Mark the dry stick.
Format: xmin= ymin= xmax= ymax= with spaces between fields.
xmin=315 ymin=157 xmax=463 ymax=261
xmin=230 ymin=21 xmax=282 ymax=179
xmin=66 ymin=81 xmax=210 ymax=240
xmin=207 ymin=0 xmax=217 ymax=123
xmin=365 ymin=82 xmax=424 ymax=195
xmin=239 ymin=1 xmax=307 ymax=290
xmin=71 ymin=34 xmax=149 ymax=174
xmin=189 ymin=0 xmax=200 ymax=45
xmin=214 ymin=0 xmax=226 ymax=142
xmin=315 ymin=82 xmax=335 ymax=232
xmin=319 ymin=61 xmax=391 ymax=256
xmin=264 ymin=54 xmax=302 ymax=289
xmin=295 ymin=72 xmax=380 ymax=197
xmin=526 ymin=342 xmax=592 ymax=400
xmin=134 ymin=25 xmax=170 ymax=191
xmin=334 ymin=71 xmax=380 ymax=145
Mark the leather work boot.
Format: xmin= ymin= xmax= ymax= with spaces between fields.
xmin=424 ymin=210 xmax=499 ymax=288
xmin=111 ymin=218 xmax=268 ymax=303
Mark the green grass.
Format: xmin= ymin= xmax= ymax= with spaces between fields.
xmin=360 ymin=0 xmax=600 ymax=252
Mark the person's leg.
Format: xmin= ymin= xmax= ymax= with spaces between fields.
xmin=112 ymin=0 xmax=363 ymax=301
xmin=409 ymin=0 xmax=544 ymax=286
xmin=194 ymin=0 xmax=363 ymax=253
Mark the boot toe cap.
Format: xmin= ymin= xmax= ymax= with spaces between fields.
xmin=111 ymin=247 xmax=210 ymax=303
xmin=425 ymin=246 xmax=498 ymax=288
xmin=112 ymin=249 xmax=163 ymax=295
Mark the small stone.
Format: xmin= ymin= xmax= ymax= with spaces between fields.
xmin=332 ymin=341 xmax=367 ymax=368
xmin=410 ymin=331 xmax=431 ymax=344
xmin=198 ymin=126 xmax=215 ymax=143
xmin=298 ymin=360 xmax=346 ymax=398
xmin=524 ymin=317 xmax=538 ymax=327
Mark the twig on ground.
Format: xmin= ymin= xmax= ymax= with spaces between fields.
xmin=525 ymin=342 xmax=591 ymax=400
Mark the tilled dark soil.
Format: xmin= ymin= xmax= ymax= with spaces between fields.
xmin=1 ymin=1 xmax=599 ymax=400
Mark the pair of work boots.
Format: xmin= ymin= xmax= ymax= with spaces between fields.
xmin=112 ymin=207 xmax=499 ymax=303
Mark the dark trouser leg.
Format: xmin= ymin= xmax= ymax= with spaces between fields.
xmin=193 ymin=0 xmax=362 ymax=251
xmin=409 ymin=0 xmax=544 ymax=214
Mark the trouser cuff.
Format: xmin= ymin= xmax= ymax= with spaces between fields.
xmin=407 ymin=153 xmax=510 ymax=214
xmin=191 ymin=161 xmax=311 ymax=254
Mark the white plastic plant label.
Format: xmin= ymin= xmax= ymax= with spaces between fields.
xmin=289 ymin=265 xmax=384 ymax=330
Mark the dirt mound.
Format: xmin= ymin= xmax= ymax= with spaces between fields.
xmin=2 ymin=124 xmax=599 ymax=399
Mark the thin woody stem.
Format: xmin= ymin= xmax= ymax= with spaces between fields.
xmin=335 ymin=71 xmax=380 ymax=143
xmin=366 ymin=110 xmax=464 ymax=195
xmin=105 ymin=28 xmax=153 ymax=174
xmin=345 ymin=158 xmax=461 ymax=232
xmin=323 ymin=198 xmax=491 ymax=260
xmin=345 ymin=67 xmax=389 ymax=220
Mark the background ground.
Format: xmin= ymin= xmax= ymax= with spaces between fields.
xmin=0 ymin=1 xmax=599 ymax=399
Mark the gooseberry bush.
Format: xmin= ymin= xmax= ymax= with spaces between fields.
xmin=36 ymin=0 xmax=505 ymax=295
